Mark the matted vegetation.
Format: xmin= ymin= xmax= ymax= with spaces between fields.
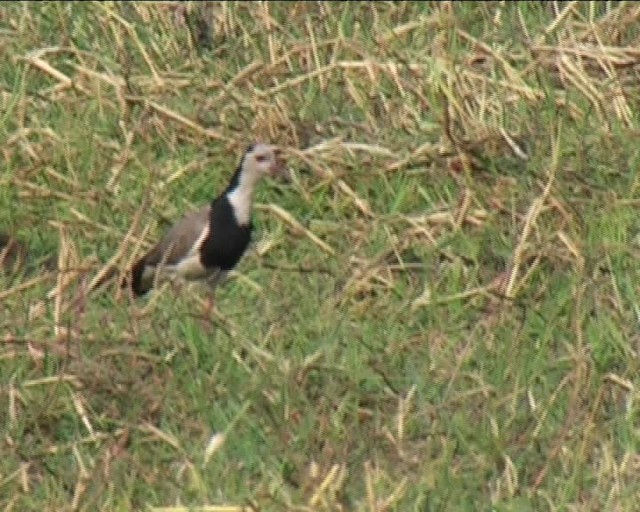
xmin=1 ymin=2 xmax=639 ymax=510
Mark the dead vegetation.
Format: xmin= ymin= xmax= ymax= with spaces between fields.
xmin=1 ymin=2 xmax=640 ymax=510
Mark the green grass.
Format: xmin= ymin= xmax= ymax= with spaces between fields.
xmin=2 ymin=1 xmax=640 ymax=510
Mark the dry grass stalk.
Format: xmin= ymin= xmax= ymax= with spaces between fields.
xmin=150 ymin=507 xmax=249 ymax=512
xmin=308 ymin=463 xmax=347 ymax=508
xmin=141 ymin=99 xmax=225 ymax=141
xmin=3 ymin=3 xmax=640 ymax=509
xmin=259 ymin=203 xmax=335 ymax=256
xmin=504 ymin=123 xmax=561 ymax=299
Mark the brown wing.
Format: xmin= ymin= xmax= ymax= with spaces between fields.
xmin=143 ymin=205 xmax=210 ymax=267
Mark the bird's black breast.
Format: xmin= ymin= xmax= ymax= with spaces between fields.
xmin=200 ymin=196 xmax=252 ymax=271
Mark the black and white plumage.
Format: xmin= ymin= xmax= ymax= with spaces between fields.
xmin=126 ymin=143 xmax=289 ymax=296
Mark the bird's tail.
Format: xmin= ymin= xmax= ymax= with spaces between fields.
xmin=129 ymin=258 xmax=150 ymax=296
xmin=89 ymin=257 xmax=150 ymax=297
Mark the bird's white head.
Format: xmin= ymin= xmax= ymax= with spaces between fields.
xmin=226 ymin=143 xmax=290 ymax=226
xmin=242 ymin=143 xmax=290 ymax=182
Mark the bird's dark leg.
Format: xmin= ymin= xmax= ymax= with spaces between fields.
xmin=201 ymin=269 xmax=224 ymax=318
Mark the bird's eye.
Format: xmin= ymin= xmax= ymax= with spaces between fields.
xmin=255 ymin=154 xmax=268 ymax=163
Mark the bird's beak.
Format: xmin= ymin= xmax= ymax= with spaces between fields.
xmin=270 ymin=149 xmax=291 ymax=182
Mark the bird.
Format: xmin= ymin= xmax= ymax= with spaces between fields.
xmin=121 ymin=142 xmax=290 ymax=297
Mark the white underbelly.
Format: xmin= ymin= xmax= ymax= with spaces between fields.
xmin=141 ymin=256 xmax=223 ymax=287
xmin=142 ymin=255 xmax=206 ymax=281
xmin=173 ymin=253 xmax=209 ymax=280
